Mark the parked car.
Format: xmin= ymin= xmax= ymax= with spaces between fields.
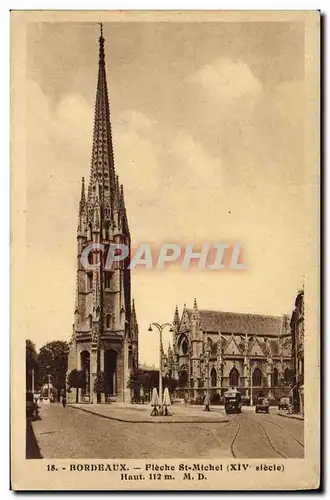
xmin=26 ymin=392 xmax=39 ymax=420
xmin=255 ymin=397 xmax=270 ymax=413
xmin=278 ymin=397 xmax=290 ymax=410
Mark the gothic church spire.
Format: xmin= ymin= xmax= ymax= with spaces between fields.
xmin=88 ymin=24 xmax=116 ymax=211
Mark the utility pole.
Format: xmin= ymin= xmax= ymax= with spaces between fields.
xmin=250 ymin=365 xmax=253 ymax=406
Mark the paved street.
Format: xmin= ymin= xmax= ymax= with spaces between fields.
xmin=28 ymin=404 xmax=304 ymax=460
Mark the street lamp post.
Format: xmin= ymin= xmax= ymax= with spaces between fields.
xmin=148 ymin=322 xmax=173 ymax=415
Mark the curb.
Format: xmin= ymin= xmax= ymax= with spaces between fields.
xmin=277 ymin=412 xmax=304 ymax=421
xmin=68 ymin=405 xmax=229 ymax=424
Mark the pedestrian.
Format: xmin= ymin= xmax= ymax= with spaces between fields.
xmin=62 ymin=395 xmax=67 ymax=408
xmin=139 ymin=385 xmax=144 ymax=404
xmin=204 ymin=392 xmax=210 ymax=412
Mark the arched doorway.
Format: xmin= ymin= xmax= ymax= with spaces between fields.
xmin=178 ymin=370 xmax=188 ymax=387
xmin=211 ymin=367 xmax=217 ymax=387
xmin=284 ymin=367 xmax=290 ymax=385
xmin=104 ymin=349 xmax=117 ymax=396
xmin=178 ymin=370 xmax=188 ymax=399
xmin=229 ymin=367 xmax=239 ymax=388
xmin=252 ymin=367 xmax=262 ymax=387
xmin=80 ymin=350 xmax=90 ymax=395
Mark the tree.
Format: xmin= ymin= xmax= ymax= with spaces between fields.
xmin=127 ymin=369 xmax=147 ymax=400
xmin=67 ymin=369 xmax=86 ymax=403
xmin=163 ymin=375 xmax=178 ymax=395
xmin=94 ymin=371 xmax=106 ymax=402
xmin=38 ymin=341 xmax=70 ymax=401
xmin=26 ymin=339 xmax=38 ymax=391
xmin=127 ymin=370 xmax=178 ymax=400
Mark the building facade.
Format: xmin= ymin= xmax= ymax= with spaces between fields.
xmin=290 ymin=290 xmax=304 ymax=414
xmin=67 ymin=28 xmax=138 ymax=403
xmin=164 ymin=300 xmax=292 ymax=403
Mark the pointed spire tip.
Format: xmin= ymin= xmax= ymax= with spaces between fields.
xmin=99 ymin=22 xmax=104 ymax=39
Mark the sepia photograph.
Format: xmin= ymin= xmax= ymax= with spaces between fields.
xmin=11 ymin=10 xmax=319 ymax=491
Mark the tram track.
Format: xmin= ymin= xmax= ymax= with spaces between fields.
xmin=228 ymin=413 xmax=290 ymax=459
xmin=262 ymin=418 xmax=304 ymax=448
xmin=229 ymin=416 xmax=241 ymax=459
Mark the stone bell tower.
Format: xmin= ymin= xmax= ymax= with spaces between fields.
xmin=67 ymin=25 xmax=138 ymax=403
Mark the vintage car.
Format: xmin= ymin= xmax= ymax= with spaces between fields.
xmin=26 ymin=391 xmax=39 ymax=420
xmin=278 ymin=397 xmax=290 ymax=410
xmin=224 ymin=389 xmax=242 ymax=414
xmin=255 ymin=397 xmax=270 ymax=413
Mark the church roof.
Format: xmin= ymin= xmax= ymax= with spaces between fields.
xmin=186 ymin=309 xmax=283 ymax=336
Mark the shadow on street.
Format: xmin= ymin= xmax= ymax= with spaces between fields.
xmin=26 ymin=419 xmax=42 ymax=459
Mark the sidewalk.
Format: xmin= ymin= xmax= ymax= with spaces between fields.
xmin=278 ymin=411 xmax=304 ymax=421
xmin=69 ymin=402 xmax=229 ymax=424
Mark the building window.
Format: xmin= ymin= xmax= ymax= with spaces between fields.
xmin=87 ymin=272 xmax=93 ymax=290
xmin=284 ymin=367 xmax=290 ymax=384
xmin=128 ymin=346 xmax=133 ymax=369
xmin=178 ymin=370 xmax=188 ymax=387
xmin=211 ymin=368 xmax=217 ymax=387
xmin=273 ymin=368 xmax=278 ymax=387
xmin=229 ymin=367 xmax=239 ymax=387
xmin=252 ymin=368 xmax=262 ymax=387
xmin=106 ymin=314 xmax=111 ymax=329
xmin=88 ymin=315 xmax=93 ymax=330
xmin=104 ymin=272 xmax=111 ymax=289
xmin=182 ymin=339 xmax=188 ymax=355
xmin=104 ymin=222 xmax=110 ymax=239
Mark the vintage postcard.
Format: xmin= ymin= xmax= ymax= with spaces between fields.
xmin=11 ymin=10 xmax=320 ymax=491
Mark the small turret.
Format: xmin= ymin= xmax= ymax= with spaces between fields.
xmin=130 ymin=299 xmax=139 ymax=339
xmin=191 ymin=297 xmax=200 ymax=330
xmin=173 ymin=305 xmax=180 ymax=328
xmin=79 ymin=177 xmax=86 ymax=213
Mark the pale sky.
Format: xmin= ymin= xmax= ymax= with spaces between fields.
xmin=26 ymin=21 xmax=307 ymax=366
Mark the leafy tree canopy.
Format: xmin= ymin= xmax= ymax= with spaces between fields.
xmin=38 ymin=341 xmax=70 ymax=395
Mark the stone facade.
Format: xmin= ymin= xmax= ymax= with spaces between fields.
xmin=164 ymin=300 xmax=292 ymax=403
xmin=290 ymin=290 xmax=304 ymax=414
xmin=67 ymin=29 xmax=138 ymax=404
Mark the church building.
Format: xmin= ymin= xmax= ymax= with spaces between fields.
xmin=164 ymin=300 xmax=292 ymax=403
xmin=67 ymin=27 xmax=139 ymax=403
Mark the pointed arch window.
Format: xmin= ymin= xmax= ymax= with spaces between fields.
xmin=88 ymin=314 xmax=93 ymax=330
xmin=252 ymin=367 xmax=262 ymax=387
xmin=181 ymin=339 xmax=188 ymax=355
xmin=211 ymin=367 xmax=217 ymax=387
xmin=104 ymin=221 xmax=110 ymax=240
xmin=88 ymin=224 xmax=92 ymax=240
xmin=120 ymin=308 xmax=125 ymax=326
xmin=229 ymin=367 xmax=239 ymax=387
xmin=104 ymin=271 xmax=112 ymax=289
xmin=284 ymin=367 xmax=290 ymax=385
xmin=87 ymin=272 xmax=93 ymax=291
